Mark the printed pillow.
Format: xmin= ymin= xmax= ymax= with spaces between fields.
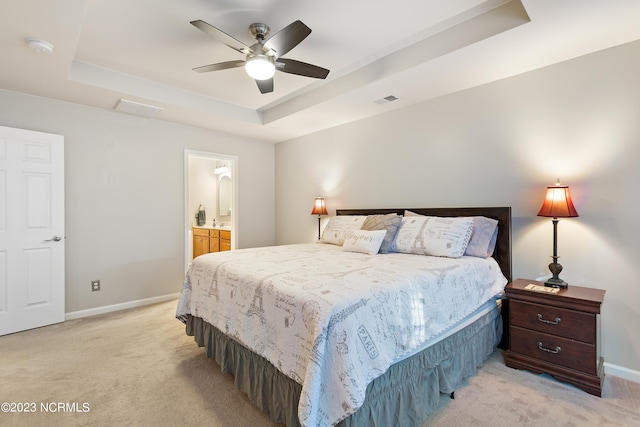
xmin=465 ymin=216 xmax=499 ymax=258
xmin=342 ymin=229 xmax=387 ymax=255
xmin=320 ymin=215 xmax=367 ymax=246
xmin=361 ymin=213 xmax=402 ymax=253
xmin=394 ymin=215 xmax=474 ymax=258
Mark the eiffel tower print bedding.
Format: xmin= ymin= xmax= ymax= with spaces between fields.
xmin=176 ymin=243 xmax=506 ymax=426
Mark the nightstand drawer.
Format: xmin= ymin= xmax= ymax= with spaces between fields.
xmin=510 ymin=300 xmax=596 ymax=344
xmin=510 ymin=326 xmax=597 ymax=375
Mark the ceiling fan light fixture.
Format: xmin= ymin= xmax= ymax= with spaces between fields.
xmin=245 ymin=54 xmax=275 ymax=80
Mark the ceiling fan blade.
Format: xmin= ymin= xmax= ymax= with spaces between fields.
xmin=193 ymin=60 xmax=245 ymax=73
xmin=263 ymin=20 xmax=311 ymax=57
xmin=276 ymin=58 xmax=329 ymax=79
xmin=191 ymin=20 xmax=253 ymax=54
xmin=256 ymin=78 xmax=274 ymax=94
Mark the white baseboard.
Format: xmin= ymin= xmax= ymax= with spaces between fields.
xmin=604 ymin=361 xmax=640 ymax=384
xmin=65 ymin=293 xmax=180 ymax=321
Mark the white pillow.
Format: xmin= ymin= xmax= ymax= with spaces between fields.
xmin=394 ymin=216 xmax=473 ymax=258
xmin=342 ymin=229 xmax=387 ymax=255
xmin=320 ymin=216 xmax=367 ymax=246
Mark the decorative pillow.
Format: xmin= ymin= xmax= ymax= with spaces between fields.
xmin=361 ymin=213 xmax=402 ymax=253
xmin=465 ymin=216 xmax=499 ymax=258
xmin=320 ymin=216 xmax=367 ymax=246
xmin=394 ymin=215 xmax=474 ymax=258
xmin=342 ymin=229 xmax=387 ymax=255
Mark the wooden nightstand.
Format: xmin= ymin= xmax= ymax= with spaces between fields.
xmin=504 ymin=278 xmax=605 ymax=396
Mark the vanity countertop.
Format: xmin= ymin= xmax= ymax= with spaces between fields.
xmin=193 ymin=223 xmax=231 ymax=231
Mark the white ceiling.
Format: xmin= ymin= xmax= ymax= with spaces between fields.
xmin=2 ymin=0 xmax=640 ymax=143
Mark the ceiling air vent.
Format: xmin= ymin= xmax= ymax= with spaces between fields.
xmin=113 ymin=98 xmax=163 ymax=118
xmin=374 ymin=95 xmax=399 ymax=105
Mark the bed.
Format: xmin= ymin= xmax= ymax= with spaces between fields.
xmin=176 ymin=207 xmax=512 ymax=427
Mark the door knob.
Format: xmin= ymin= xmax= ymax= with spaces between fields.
xmin=45 ymin=235 xmax=62 ymax=242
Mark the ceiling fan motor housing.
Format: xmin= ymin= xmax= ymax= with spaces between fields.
xmin=249 ymin=23 xmax=270 ymax=41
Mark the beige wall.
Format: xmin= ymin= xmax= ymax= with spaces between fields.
xmin=275 ymin=40 xmax=640 ymax=374
xmin=0 ymin=90 xmax=275 ymax=313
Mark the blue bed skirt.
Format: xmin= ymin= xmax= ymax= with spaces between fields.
xmin=185 ymin=302 xmax=501 ymax=427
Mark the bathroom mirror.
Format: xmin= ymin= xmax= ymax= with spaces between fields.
xmin=218 ymin=175 xmax=232 ymax=217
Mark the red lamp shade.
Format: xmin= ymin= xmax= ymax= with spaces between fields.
xmin=311 ymin=197 xmax=328 ymax=216
xmin=537 ymin=184 xmax=579 ymax=218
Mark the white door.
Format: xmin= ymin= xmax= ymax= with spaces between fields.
xmin=0 ymin=126 xmax=65 ymax=336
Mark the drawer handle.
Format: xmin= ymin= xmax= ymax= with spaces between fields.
xmin=537 ymin=341 xmax=561 ymax=354
xmin=537 ymin=314 xmax=561 ymax=325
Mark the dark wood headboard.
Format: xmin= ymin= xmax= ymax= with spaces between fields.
xmin=336 ymin=207 xmax=512 ymax=282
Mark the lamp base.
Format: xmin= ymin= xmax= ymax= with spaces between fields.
xmin=544 ymin=277 xmax=568 ymax=289
xmin=544 ymin=260 xmax=568 ymax=288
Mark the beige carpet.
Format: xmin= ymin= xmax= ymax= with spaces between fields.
xmin=1 ymin=300 xmax=638 ymax=427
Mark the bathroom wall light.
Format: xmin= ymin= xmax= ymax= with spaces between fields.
xmin=214 ymin=166 xmax=230 ymax=175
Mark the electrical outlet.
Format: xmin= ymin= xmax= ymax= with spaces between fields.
xmin=91 ymin=280 xmax=101 ymax=292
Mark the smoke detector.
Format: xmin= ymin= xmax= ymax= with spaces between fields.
xmin=27 ymin=38 xmax=54 ymax=54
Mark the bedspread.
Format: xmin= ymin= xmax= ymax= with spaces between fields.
xmin=176 ymin=243 xmax=506 ymax=427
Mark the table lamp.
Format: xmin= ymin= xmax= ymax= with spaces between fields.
xmin=311 ymin=197 xmax=328 ymax=241
xmin=537 ymin=179 xmax=579 ymax=288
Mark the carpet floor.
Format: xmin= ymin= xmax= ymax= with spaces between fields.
xmin=1 ymin=300 xmax=638 ymax=426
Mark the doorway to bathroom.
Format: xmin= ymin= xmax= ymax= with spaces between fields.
xmin=184 ymin=150 xmax=238 ymax=273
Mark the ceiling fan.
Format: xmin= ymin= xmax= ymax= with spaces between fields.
xmin=191 ymin=19 xmax=330 ymax=94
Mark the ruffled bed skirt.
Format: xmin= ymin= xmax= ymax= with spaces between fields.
xmin=185 ymin=303 xmax=501 ymax=427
